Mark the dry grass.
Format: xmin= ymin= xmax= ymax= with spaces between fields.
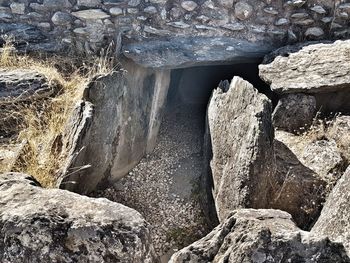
xmin=0 ymin=41 xmax=117 ymax=187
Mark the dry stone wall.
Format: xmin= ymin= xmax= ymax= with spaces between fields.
xmin=1 ymin=0 xmax=349 ymax=66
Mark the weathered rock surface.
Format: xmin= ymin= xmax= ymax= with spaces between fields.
xmin=271 ymin=140 xmax=326 ymax=229
xmin=276 ymin=130 xmax=347 ymax=182
xmin=259 ymin=40 xmax=350 ymax=94
xmin=170 ymin=209 xmax=350 ymax=263
xmin=0 ymin=68 xmax=60 ymax=138
xmin=60 ymin=61 xmax=171 ymax=193
xmin=123 ymin=38 xmax=278 ymax=68
xmin=0 ymin=68 xmax=58 ymax=102
xmin=0 ymin=172 xmax=157 ymax=263
xmin=272 ymin=93 xmax=317 ymax=132
xmin=312 ymin=167 xmax=350 ymax=255
xmin=207 ymin=76 xmax=275 ymax=222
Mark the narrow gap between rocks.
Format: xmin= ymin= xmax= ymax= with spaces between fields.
xmin=96 ymin=63 xmax=271 ymax=262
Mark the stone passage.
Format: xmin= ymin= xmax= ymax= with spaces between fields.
xmin=94 ymin=62 xmax=269 ymax=260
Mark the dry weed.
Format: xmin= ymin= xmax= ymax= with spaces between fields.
xmin=0 ymin=41 xmax=117 ymax=187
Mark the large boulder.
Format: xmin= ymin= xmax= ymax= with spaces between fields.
xmin=311 ymin=167 xmax=350 ymax=255
xmin=259 ymin=40 xmax=350 ymax=94
xmin=59 ymin=60 xmax=171 ymax=193
xmin=170 ymin=209 xmax=350 ymax=263
xmin=207 ymin=76 xmax=275 ymax=221
xmin=0 ymin=172 xmax=157 ymax=263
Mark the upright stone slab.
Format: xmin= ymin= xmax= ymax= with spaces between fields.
xmin=59 ymin=60 xmax=171 ymax=193
xmin=207 ymin=76 xmax=275 ymax=221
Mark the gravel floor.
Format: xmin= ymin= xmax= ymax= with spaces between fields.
xmin=95 ymin=102 xmax=210 ymax=260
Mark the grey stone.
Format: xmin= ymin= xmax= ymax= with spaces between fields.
xmin=302 ymin=139 xmax=345 ymax=181
xmin=144 ymin=6 xmax=157 ymax=14
xmin=181 ymin=1 xmax=198 ymax=11
xmin=221 ymin=22 xmax=245 ymax=31
xmin=0 ymin=172 xmax=158 ymax=263
xmin=128 ymin=0 xmax=141 ymax=6
xmin=259 ymin=40 xmax=350 ymax=93
xmin=71 ymin=9 xmax=110 ymax=20
xmin=310 ymin=5 xmax=327 ymax=14
xmin=42 ymin=0 xmax=72 ymax=9
xmin=207 ymin=76 xmax=275 ymax=221
xmin=60 ymin=63 xmax=170 ymax=193
xmin=234 ymin=1 xmax=253 ymax=20
xmin=275 ymin=18 xmax=289 ymax=26
xmin=286 ymin=0 xmax=306 ymax=8
xmin=312 ymin=167 xmax=350 ymax=255
xmin=0 ymin=69 xmax=59 ymax=102
xmin=272 ymin=140 xmax=326 ymax=229
xmin=217 ymin=0 xmax=233 ymax=8
xmin=110 ymin=7 xmax=123 ymax=16
xmin=51 ymin=11 xmax=72 ymax=26
xmin=273 ymin=93 xmax=317 ymax=132
xmin=77 ymin=0 xmax=102 ymax=7
xmin=263 ymin=6 xmax=279 ymax=15
xmin=170 ymin=209 xmax=350 ymax=263
xmin=10 ymin=3 xmax=25 ymax=15
xmin=122 ymin=37 xmax=278 ymax=68
xmin=305 ymin=27 xmax=324 ymax=39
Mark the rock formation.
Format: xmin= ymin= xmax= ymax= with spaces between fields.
xmin=259 ymin=40 xmax=350 ymax=94
xmin=0 ymin=172 xmax=157 ymax=263
xmin=170 ymin=209 xmax=350 ymax=263
xmin=59 ymin=62 xmax=170 ymax=193
xmin=0 ymin=68 xmax=60 ymax=138
xmin=311 ymin=167 xmax=350 ymax=255
xmin=207 ymin=76 xmax=275 ymax=222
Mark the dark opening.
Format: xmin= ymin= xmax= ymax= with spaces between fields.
xmin=167 ymin=63 xmax=275 ymax=113
xmin=159 ymin=63 xmax=273 ymax=227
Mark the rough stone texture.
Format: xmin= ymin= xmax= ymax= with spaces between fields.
xmin=0 ymin=0 xmax=346 ymax=64
xmin=57 ymin=100 xmax=94 ymax=189
xmin=0 ymin=172 xmax=157 ymax=263
xmin=312 ymin=167 xmax=350 ymax=255
xmin=302 ymin=139 xmax=345 ymax=180
xmin=271 ymin=140 xmax=326 ymax=229
xmin=0 ymin=68 xmax=60 ymax=138
xmin=60 ymin=61 xmax=170 ymax=193
xmin=0 ymin=69 xmax=58 ymax=102
xmin=207 ymin=76 xmax=275 ymax=222
xmin=276 ymin=130 xmax=347 ymax=183
xmin=122 ymin=38 xmax=277 ymax=69
xmin=170 ymin=209 xmax=350 ymax=263
xmin=272 ymin=93 xmax=317 ymax=132
xmin=259 ymin=40 xmax=350 ymax=94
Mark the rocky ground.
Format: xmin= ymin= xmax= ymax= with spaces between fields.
xmin=94 ymin=100 xmax=210 ymax=260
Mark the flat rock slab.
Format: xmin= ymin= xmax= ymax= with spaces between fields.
xmin=170 ymin=209 xmax=350 ymax=263
xmin=0 ymin=172 xmax=157 ymax=263
xmin=259 ymin=40 xmax=350 ymax=93
xmin=123 ymin=37 xmax=277 ymax=68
